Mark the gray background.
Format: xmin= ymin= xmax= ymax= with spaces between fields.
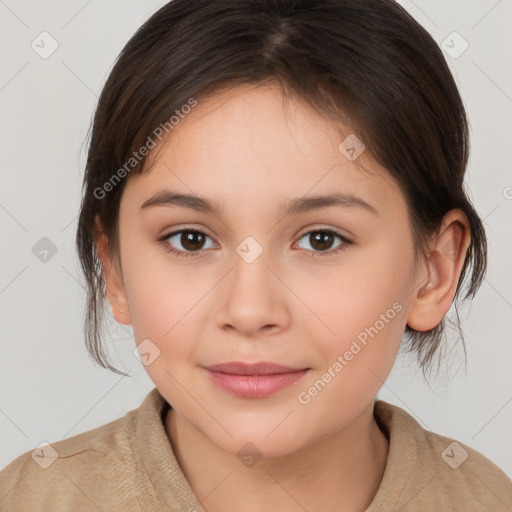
xmin=1 ymin=0 xmax=511 ymax=479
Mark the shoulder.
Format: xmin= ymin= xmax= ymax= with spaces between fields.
xmin=420 ymin=425 xmax=512 ymax=506
xmin=372 ymin=400 xmax=512 ymax=511
xmin=0 ymin=408 xmax=140 ymax=511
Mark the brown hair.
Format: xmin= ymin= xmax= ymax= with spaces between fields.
xmin=76 ymin=0 xmax=487 ymax=377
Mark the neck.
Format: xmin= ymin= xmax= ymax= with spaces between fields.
xmin=165 ymin=401 xmax=389 ymax=512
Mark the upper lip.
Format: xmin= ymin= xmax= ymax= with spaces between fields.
xmin=204 ymin=362 xmax=308 ymax=376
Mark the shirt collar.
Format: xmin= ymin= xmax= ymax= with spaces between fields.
xmin=131 ymin=388 xmax=419 ymax=511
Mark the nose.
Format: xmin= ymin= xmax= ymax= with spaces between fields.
xmin=213 ymin=246 xmax=291 ymax=338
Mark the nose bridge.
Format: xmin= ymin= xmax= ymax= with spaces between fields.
xmin=215 ymin=236 xmax=290 ymax=335
xmin=230 ymin=237 xmax=276 ymax=306
xmin=231 ymin=237 xmax=271 ymax=290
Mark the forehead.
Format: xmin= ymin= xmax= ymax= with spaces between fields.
xmin=123 ymin=83 xmax=403 ymax=217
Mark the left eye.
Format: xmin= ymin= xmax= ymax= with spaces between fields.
xmin=295 ymin=229 xmax=350 ymax=254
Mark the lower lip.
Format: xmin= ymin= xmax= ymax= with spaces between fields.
xmin=204 ymin=369 xmax=309 ymax=398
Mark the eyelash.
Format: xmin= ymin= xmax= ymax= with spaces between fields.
xmin=157 ymin=226 xmax=353 ymax=259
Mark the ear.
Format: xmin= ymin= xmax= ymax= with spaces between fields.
xmin=95 ymin=215 xmax=132 ymax=326
xmin=407 ymin=209 xmax=471 ymax=331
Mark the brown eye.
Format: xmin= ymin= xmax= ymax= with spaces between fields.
xmin=309 ymin=231 xmax=335 ymax=251
xmin=163 ymin=229 xmax=216 ymax=255
xmin=296 ymin=229 xmax=351 ymax=256
xmin=180 ymin=230 xmax=206 ymax=251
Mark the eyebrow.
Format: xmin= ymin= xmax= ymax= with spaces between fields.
xmin=140 ymin=190 xmax=379 ymax=216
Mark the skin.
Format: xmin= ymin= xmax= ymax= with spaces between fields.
xmin=96 ymin=82 xmax=470 ymax=511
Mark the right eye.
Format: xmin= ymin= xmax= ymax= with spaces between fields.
xmin=159 ymin=228 xmax=217 ymax=257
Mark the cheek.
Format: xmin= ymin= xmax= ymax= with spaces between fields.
xmin=120 ymin=236 xmax=209 ymax=352
xmin=292 ymin=254 xmax=411 ymax=429
xmin=124 ymin=258 xmax=212 ymax=392
xmin=296 ymin=238 xmax=414 ymax=373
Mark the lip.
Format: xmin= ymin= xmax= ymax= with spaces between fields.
xmin=203 ymin=362 xmax=310 ymax=398
xmin=204 ymin=361 xmax=307 ymax=376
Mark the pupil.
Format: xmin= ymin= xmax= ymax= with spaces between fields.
xmin=311 ymin=231 xmax=333 ymax=251
xmin=182 ymin=231 xmax=204 ymax=251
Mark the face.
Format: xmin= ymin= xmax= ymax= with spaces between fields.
xmin=109 ymin=82 xmax=421 ymax=457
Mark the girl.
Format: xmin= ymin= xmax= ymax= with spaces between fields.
xmin=1 ymin=0 xmax=511 ymax=510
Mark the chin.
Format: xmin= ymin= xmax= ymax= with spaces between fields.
xmin=220 ymin=435 xmax=304 ymax=462
xmin=195 ymin=417 xmax=309 ymax=460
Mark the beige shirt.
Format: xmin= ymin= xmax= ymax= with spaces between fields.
xmin=1 ymin=387 xmax=511 ymax=511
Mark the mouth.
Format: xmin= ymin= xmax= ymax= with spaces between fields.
xmin=204 ymin=361 xmax=308 ymax=376
xmin=202 ymin=361 xmax=310 ymax=398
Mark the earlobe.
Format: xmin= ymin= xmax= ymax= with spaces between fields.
xmin=406 ymin=209 xmax=470 ymax=332
xmin=95 ymin=217 xmax=132 ymax=326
